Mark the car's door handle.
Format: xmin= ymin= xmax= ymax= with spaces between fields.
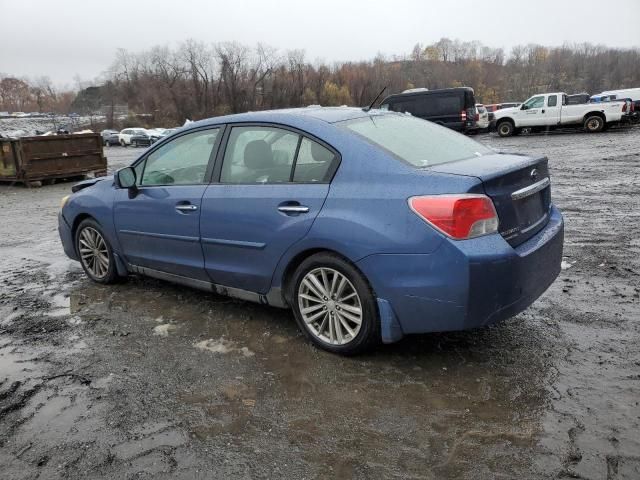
xmin=542 ymin=109 xmax=546 ymax=114
xmin=175 ymin=204 xmax=198 ymax=212
xmin=278 ymin=205 xmax=309 ymax=214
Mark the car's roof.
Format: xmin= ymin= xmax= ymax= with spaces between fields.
xmin=382 ymin=87 xmax=474 ymax=101
xmin=187 ymin=107 xmax=384 ymax=129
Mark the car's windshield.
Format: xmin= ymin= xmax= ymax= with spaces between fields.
xmin=338 ymin=113 xmax=491 ymax=167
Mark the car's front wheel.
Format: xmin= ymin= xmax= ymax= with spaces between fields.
xmin=290 ymin=253 xmax=379 ymax=355
xmin=497 ymin=120 xmax=514 ymax=137
xmin=75 ymin=219 xmax=119 ymax=284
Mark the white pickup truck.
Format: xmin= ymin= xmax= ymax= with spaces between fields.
xmin=493 ymin=92 xmax=629 ymax=137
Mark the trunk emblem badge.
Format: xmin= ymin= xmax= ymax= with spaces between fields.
xmin=530 ymin=168 xmax=538 ymax=181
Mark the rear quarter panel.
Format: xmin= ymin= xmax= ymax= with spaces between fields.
xmin=269 ymin=133 xmax=484 ymax=290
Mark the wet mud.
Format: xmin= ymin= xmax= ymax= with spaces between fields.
xmin=1 ymin=130 xmax=639 ymax=479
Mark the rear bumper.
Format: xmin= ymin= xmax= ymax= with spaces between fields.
xmin=620 ymin=113 xmax=637 ymax=124
xmin=357 ymin=206 xmax=564 ymax=338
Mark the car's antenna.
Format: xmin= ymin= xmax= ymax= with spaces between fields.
xmin=362 ymin=86 xmax=387 ymax=112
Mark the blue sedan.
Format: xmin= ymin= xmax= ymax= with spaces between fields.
xmin=58 ymin=107 xmax=564 ymax=354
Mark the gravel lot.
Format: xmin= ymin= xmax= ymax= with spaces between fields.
xmin=1 ymin=129 xmax=639 ymax=479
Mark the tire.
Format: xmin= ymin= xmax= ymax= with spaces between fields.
xmin=75 ymin=218 xmax=119 ymax=284
xmin=584 ymin=115 xmax=604 ymax=133
xmin=290 ymin=252 xmax=380 ymax=355
xmin=497 ymin=120 xmax=514 ymax=137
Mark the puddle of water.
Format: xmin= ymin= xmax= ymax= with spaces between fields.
xmin=66 ymin=277 xmax=551 ymax=477
xmin=45 ymin=293 xmax=71 ymax=317
xmin=0 ymin=344 xmax=41 ymax=383
xmin=195 ymin=338 xmax=254 ymax=357
xmin=153 ymin=324 xmax=176 ymax=337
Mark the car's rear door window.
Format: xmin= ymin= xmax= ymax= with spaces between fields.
xmin=339 ymin=114 xmax=491 ymax=167
xmin=140 ymin=128 xmax=220 ymax=186
xmin=219 ymin=126 xmax=339 ymax=184
xmin=220 ymin=126 xmax=299 ymax=183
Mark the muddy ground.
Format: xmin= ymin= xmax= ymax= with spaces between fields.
xmin=1 ymin=128 xmax=639 ymax=479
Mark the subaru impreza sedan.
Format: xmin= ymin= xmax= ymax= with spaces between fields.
xmin=58 ymin=107 xmax=564 ymax=355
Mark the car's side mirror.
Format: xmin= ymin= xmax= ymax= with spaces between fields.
xmin=116 ymin=166 xmax=137 ymax=189
xmin=521 ymin=104 xmax=527 ymax=110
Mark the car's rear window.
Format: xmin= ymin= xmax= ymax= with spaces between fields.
xmin=338 ymin=113 xmax=491 ymax=167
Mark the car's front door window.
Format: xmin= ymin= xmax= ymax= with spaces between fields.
xmin=524 ymin=96 xmax=544 ymax=109
xmin=140 ymin=128 xmax=220 ymax=186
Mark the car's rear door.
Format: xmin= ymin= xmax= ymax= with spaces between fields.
xmin=541 ymin=94 xmax=561 ymax=126
xmin=113 ymin=127 xmax=222 ymax=281
xmin=200 ymin=124 xmax=339 ymax=294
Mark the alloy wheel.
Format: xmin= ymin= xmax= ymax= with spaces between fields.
xmin=78 ymin=227 xmax=110 ymax=279
xmin=298 ymin=267 xmax=363 ymax=345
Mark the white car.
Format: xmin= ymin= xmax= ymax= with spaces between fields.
xmin=475 ymin=104 xmax=490 ymax=130
xmin=597 ymin=87 xmax=640 ymax=102
xmin=118 ymin=128 xmax=148 ymax=146
xmin=493 ymin=92 xmax=629 ymax=137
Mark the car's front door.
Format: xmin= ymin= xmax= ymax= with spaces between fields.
xmin=113 ymin=127 xmax=222 ymax=281
xmin=519 ymin=95 xmax=545 ymax=126
xmin=200 ymin=125 xmax=339 ymax=293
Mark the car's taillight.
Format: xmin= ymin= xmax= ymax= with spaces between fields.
xmin=409 ymin=194 xmax=499 ymax=240
xmin=622 ymin=102 xmax=627 ymax=112
xmin=474 ymin=113 xmax=480 ymax=121
xmin=461 ymin=110 xmax=467 ymax=121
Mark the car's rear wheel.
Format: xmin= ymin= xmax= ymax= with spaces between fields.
xmin=497 ymin=120 xmax=514 ymax=137
xmin=584 ymin=115 xmax=604 ymax=133
xmin=76 ymin=219 xmax=119 ymax=284
xmin=290 ymin=253 xmax=379 ymax=355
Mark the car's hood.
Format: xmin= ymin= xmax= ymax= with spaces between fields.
xmin=493 ymin=107 xmax=519 ymax=118
xmin=71 ymin=175 xmax=113 ymax=193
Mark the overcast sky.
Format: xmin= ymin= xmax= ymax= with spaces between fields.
xmin=1 ymin=0 xmax=639 ymax=86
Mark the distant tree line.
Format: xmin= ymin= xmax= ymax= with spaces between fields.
xmin=0 ymin=76 xmax=76 ymax=113
xmin=3 ymin=38 xmax=639 ymax=126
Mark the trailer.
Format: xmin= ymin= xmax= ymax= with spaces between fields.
xmin=0 ymin=133 xmax=107 ymax=187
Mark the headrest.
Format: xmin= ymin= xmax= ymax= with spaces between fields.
xmin=244 ymin=140 xmax=273 ymax=170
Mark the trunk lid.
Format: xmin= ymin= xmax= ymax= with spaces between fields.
xmin=428 ymin=153 xmax=552 ymax=246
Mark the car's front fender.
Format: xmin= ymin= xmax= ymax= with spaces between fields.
xmin=62 ymin=182 xmax=121 ymax=254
